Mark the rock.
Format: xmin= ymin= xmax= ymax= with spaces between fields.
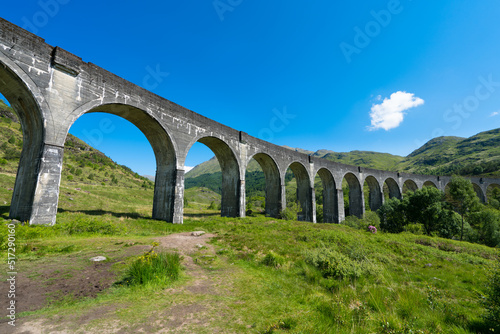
xmin=89 ymin=256 xmax=107 ymax=262
xmin=10 ymin=219 xmax=21 ymax=225
xmin=191 ymin=231 xmax=205 ymax=237
xmin=196 ymin=244 xmax=204 ymax=249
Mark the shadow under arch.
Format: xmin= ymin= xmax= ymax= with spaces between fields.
xmin=286 ymin=161 xmax=313 ymax=221
xmin=344 ymin=172 xmax=363 ymax=218
xmin=423 ymin=181 xmax=437 ymax=188
xmin=0 ymin=54 xmax=48 ymax=222
xmin=316 ymin=168 xmax=338 ymax=223
xmin=187 ymin=136 xmax=242 ymax=217
xmin=403 ymin=179 xmax=418 ymax=194
xmin=248 ymin=152 xmax=282 ymax=218
xmin=472 ymin=183 xmax=486 ymax=203
xmin=364 ymin=175 xmax=383 ymax=212
xmin=66 ymin=103 xmax=179 ymax=222
xmin=384 ymin=177 xmax=401 ymax=200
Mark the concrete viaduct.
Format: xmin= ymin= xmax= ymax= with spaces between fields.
xmin=1 ymin=18 xmax=499 ymax=225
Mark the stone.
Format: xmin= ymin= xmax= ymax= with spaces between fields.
xmin=191 ymin=231 xmax=206 ymax=237
xmin=89 ymin=256 xmax=107 ymax=262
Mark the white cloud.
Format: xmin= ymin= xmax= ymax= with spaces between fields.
xmin=185 ymin=166 xmax=194 ymax=173
xmin=490 ymin=111 xmax=499 ymax=117
xmin=369 ymin=91 xmax=424 ymax=131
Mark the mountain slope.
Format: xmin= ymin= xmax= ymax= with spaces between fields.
xmin=398 ymin=129 xmax=500 ymax=177
xmin=0 ymin=100 xmax=154 ymax=189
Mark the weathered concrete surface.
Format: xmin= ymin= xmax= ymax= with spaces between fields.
xmin=1 ymin=17 xmax=499 ymax=225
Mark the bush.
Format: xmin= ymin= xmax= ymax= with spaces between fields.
xmin=75 ymin=169 xmax=83 ymax=176
xmin=0 ymin=158 xmax=7 ymax=165
xmin=483 ymin=260 xmax=500 ymax=329
xmin=262 ymin=250 xmax=285 ymax=268
xmin=122 ymin=247 xmax=182 ymax=286
xmin=8 ymin=135 xmax=15 ymax=144
xmin=207 ymin=201 xmax=218 ymax=210
xmin=304 ymin=247 xmax=362 ymax=280
xmin=67 ymin=175 xmax=74 ymax=181
xmin=280 ymin=202 xmax=300 ymax=221
xmin=59 ymin=218 xmax=120 ymax=235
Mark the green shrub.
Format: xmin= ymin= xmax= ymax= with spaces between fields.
xmin=8 ymin=135 xmax=15 ymax=144
xmin=122 ymin=247 xmax=182 ymax=286
xmin=207 ymin=201 xmax=217 ymax=210
xmin=75 ymin=168 xmax=83 ymax=176
xmin=404 ymin=223 xmax=425 ymax=235
xmin=262 ymin=250 xmax=285 ymax=268
xmin=67 ymin=175 xmax=74 ymax=181
xmin=483 ymin=259 xmax=500 ymax=329
xmin=0 ymin=158 xmax=7 ymax=165
xmin=59 ymin=218 xmax=120 ymax=235
xmin=304 ymin=247 xmax=362 ymax=280
xmin=280 ymin=202 xmax=301 ymax=221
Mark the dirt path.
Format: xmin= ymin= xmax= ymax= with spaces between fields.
xmin=2 ymin=231 xmax=236 ymax=334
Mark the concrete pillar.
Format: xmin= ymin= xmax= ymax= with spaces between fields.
xmin=311 ymin=187 xmax=317 ymax=223
xmin=152 ymin=165 xmax=178 ymax=222
xmin=10 ymin=144 xmax=64 ymax=225
xmin=221 ymin=171 xmax=240 ymax=217
xmin=172 ymin=169 xmax=185 ymax=224
xmin=368 ymin=189 xmax=383 ymax=212
xmin=239 ymin=179 xmax=246 ymax=217
xmin=280 ymin=183 xmax=287 ymax=213
xmin=323 ymin=185 xmax=339 ymax=223
xmin=336 ymin=188 xmax=345 ymax=223
xmin=349 ymin=184 xmax=364 ymax=218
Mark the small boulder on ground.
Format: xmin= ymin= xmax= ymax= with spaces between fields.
xmin=89 ymin=256 xmax=107 ymax=262
xmin=191 ymin=231 xmax=206 ymax=237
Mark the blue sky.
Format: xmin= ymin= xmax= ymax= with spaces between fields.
xmin=2 ymin=1 xmax=500 ymax=176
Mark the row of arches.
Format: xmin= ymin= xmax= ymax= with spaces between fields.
xmin=0 ymin=48 xmax=498 ymax=225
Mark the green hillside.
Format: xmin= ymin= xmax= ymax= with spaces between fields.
xmin=0 ymin=100 xmax=154 ymax=190
xmin=398 ymin=129 xmax=500 ymax=177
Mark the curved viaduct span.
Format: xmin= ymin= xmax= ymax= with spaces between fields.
xmin=1 ymin=18 xmax=499 ymax=225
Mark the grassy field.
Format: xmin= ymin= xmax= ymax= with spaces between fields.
xmin=0 ymin=171 xmax=498 ymax=333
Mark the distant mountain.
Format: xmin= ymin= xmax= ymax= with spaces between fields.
xmin=397 ymin=129 xmax=500 ymax=177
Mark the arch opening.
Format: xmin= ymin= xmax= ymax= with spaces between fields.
xmin=363 ymin=176 xmax=383 ymax=212
xmin=185 ymin=136 xmax=241 ymax=218
xmin=343 ymin=173 xmax=363 ymax=218
xmin=403 ymin=179 xmax=418 ymax=195
xmin=0 ymin=58 xmax=46 ymax=223
xmin=246 ymin=153 xmax=281 ymax=218
xmin=472 ymin=183 xmax=486 ymax=203
xmin=423 ymin=181 xmax=437 ymax=188
xmin=487 ymin=184 xmax=500 ymax=206
xmin=284 ymin=162 xmax=312 ymax=221
xmin=315 ymin=168 xmax=338 ymax=223
xmin=383 ymin=177 xmax=401 ymax=201
xmin=63 ymin=105 xmax=178 ymax=221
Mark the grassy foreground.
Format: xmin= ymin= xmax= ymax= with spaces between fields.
xmin=0 ymin=180 xmax=498 ymax=333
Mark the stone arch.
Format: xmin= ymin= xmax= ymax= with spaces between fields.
xmin=487 ymin=183 xmax=500 ymax=203
xmin=384 ymin=177 xmax=401 ymax=200
xmin=247 ymin=152 xmax=282 ymax=218
xmin=472 ymin=183 xmax=486 ymax=203
xmin=316 ymin=168 xmax=338 ymax=223
xmin=343 ymin=172 xmax=363 ymax=218
xmin=0 ymin=52 xmax=52 ymax=223
xmin=285 ymin=161 xmax=313 ymax=221
xmin=403 ymin=179 xmax=418 ymax=194
xmin=186 ymin=135 xmax=242 ymax=217
xmin=423 ymin=181 xmax=437 ymax=188
xmin=65 ymin=103 xmax=180 ymax=222
xmin=364 ymin=175 xmax=383 ymax=212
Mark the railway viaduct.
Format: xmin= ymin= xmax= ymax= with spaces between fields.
xmin=1 ymin=17 xmax=499 ymax=225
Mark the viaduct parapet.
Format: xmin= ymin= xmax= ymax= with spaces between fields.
xmin=0 ymin=17 xmax=498 ymax=225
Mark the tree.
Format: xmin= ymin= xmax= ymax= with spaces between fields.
xmin=446 ymin=175 xmax=482 ymax=241
xmin=468 ymin=209 xmax=500 ymax=247
xmin=406 ymin=187 xmax=447 ymax=236
xmin=377 ymin=197 xmax=407 ymax=233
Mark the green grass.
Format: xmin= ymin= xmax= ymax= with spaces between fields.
xmin=2 ymin=208 xmax=497 ymax=333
